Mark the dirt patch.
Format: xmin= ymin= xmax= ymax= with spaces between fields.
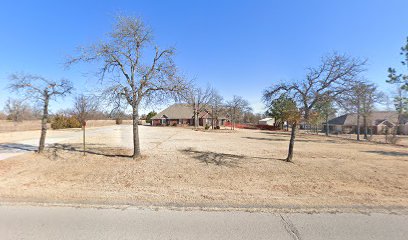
xmin=0 ymin=127 xmax=407 ymax=212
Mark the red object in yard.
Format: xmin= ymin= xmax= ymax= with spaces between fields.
xmin=225 ymin=122 xmax=279 ymax=131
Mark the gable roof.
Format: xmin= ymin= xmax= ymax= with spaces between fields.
xmin=152 ymin=103 xmax=229 ymax=120
xmin=377 ymin=120 xmax=396 ymax=128
xmin=259 ymin=118 xmax=274 ymax=121
xmin=152 ymin=104 xmax=194 ymax=120
xmin=327 ymin=111 xmax=403 ymax=126
xmin=198 ymin=111 xmax=212 ymax=118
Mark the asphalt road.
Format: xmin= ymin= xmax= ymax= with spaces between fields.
xmin=0 ymin=205 xmax=407 ymax=240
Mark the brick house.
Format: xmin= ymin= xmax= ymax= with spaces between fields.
xmin=324 ymin=111 xmax=408 ymax=135
xmin=151 ymin=103 xmax=227 ymax=127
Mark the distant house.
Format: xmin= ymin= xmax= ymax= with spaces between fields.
xmin=325 ymin=111 xmax=408 ymax=135
xmin=151 ymin=103 xmax=227 ymax=127
xmin=258 ymin=118 xmax=275 ymax=126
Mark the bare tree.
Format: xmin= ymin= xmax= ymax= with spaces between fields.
xmin=9 ymin=73 xmax=73 ymax=152
xmin=226 ymin=95 xmax=252 ymax=130
xmin=263 ymin=53 xmax=364 ymax=161
xmin=263 ymin=53 xmax=366 ymax=128
xmin=242 ymin=112 xmax=263 ymax=125
xmin=360 ymin=84 xmax=385 ymax=139
xmin=208 ymin=88 xmax=224 ymax=129
xmin=0 ymin=111 xmax=7 ymax=120
xmin=340 ymin=81 xmax=383 ymax=140
xmin=73 ymin=94 xmax=99 ymax=155
xmin=338 ymin=82 xmax=365 ymax=140
xmin=67 ymin=15 xmax=188 ymax=159
xmin=4 ymin=98 xmax=29 ymax=122
xmin=284 ymin=104 xmax=301 ymax=162
xmin=313 ymin=97 xmax=336 ymax=136
xmin=185 ymin=85 xmax=212 ymax=129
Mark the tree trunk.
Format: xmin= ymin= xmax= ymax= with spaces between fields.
xmin=397 ymin=110 xmax=403 ymax=135
xmin=38 ymin=94 xmax=49 ymax=153
xmin=194 ymin=108 xmax=199 ymax=129
xmin=304 ymin=108 xmax=310 ymax=123
xmin=325 ymin=115 xmax=329 ymax=136
xmin=132 ymin=107 xmax=141 ymax=159
xmin=233 ymin=109 xmax=236 ymax=130
xmin=286 ymin=122 xmax=297 ymax=162
xmin=363 ymin=116 xmax=368 ymax=140
xmin=211 ymin=106 xmax=214 ymax=130
xmin=83 ymin=125 xmax=86 ymax=156
xmin=356 ymin=102 xmax=361 ymax=141
xmin=196 ymin=112 xmax=199 ymax=128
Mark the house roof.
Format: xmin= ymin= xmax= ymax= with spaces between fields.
xmin=152 ymin=103 xmax=230 ymax=120
xmin=198 ymin=111 xmax=212 ymax=118
xmin=378 ymin=120 xmax=396 ymax=128
xmin=327 ymin=111 xmax=403 ymax=126
xmin=152 ymin=104 xmax=194 ymax=120
xmin=259 ymin=118 xmax=274 ymax=121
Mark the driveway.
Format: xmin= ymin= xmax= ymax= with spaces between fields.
xmin=0 ymin=205 xmax=407 ymax=240
xmin=0 ymin=125 xmax=133 ymax=160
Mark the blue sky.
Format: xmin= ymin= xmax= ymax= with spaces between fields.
xmin=0 ymin=0 xmax=407 ymax=114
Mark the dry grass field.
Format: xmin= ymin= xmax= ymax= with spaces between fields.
xmin=0 ymin=120 xmax=48 ymax=132
xmin=329 ymin=132 xmax=408 ymax=147
xmin=0 ymin=126 xmax=407 ymax=212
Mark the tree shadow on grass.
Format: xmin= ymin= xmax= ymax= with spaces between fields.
xmin=180 ymin=148 xmax=245 ymax=168
xmin=260 ymin=131 xmax=290 ymax=137
xmin=50 ymin=143 xmax=131 ymax=158
xmin=242 ymin=136 xmax=338 ymax=144
xmin=243 ymin=137 xmax=288 ymax=142
xmin=363 ymin=150 xmax=408 ymax=158
xmin=180 ymin=147 xmax=287 ymax=167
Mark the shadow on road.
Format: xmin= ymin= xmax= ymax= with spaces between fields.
xmin=0 ymin=143 xmax=37 ymax=153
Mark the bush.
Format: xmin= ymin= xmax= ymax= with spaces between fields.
xmin=172 ymin=122 xmax=177 ymax=127
xmin=215 ymin=126 xmax=220 ymax=129
xmin=146 ymin=111 xmax=157 ymax=124
xmin=66 ymin=116 xmax=82 ymax=128
xmin=205 ymin=124 xmax=210 ymax=130
xmin=115 ymin=118 xmax=123 ymax=125
xmin=51 ymin=115 xmax=81 ymax=129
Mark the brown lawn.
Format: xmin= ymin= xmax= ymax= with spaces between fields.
xmin=0 ymin=126 xmax=407 ymax=213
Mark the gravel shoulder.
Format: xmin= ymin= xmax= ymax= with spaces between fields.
xmin=0 ymin=125 xmax=407 ymax=213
